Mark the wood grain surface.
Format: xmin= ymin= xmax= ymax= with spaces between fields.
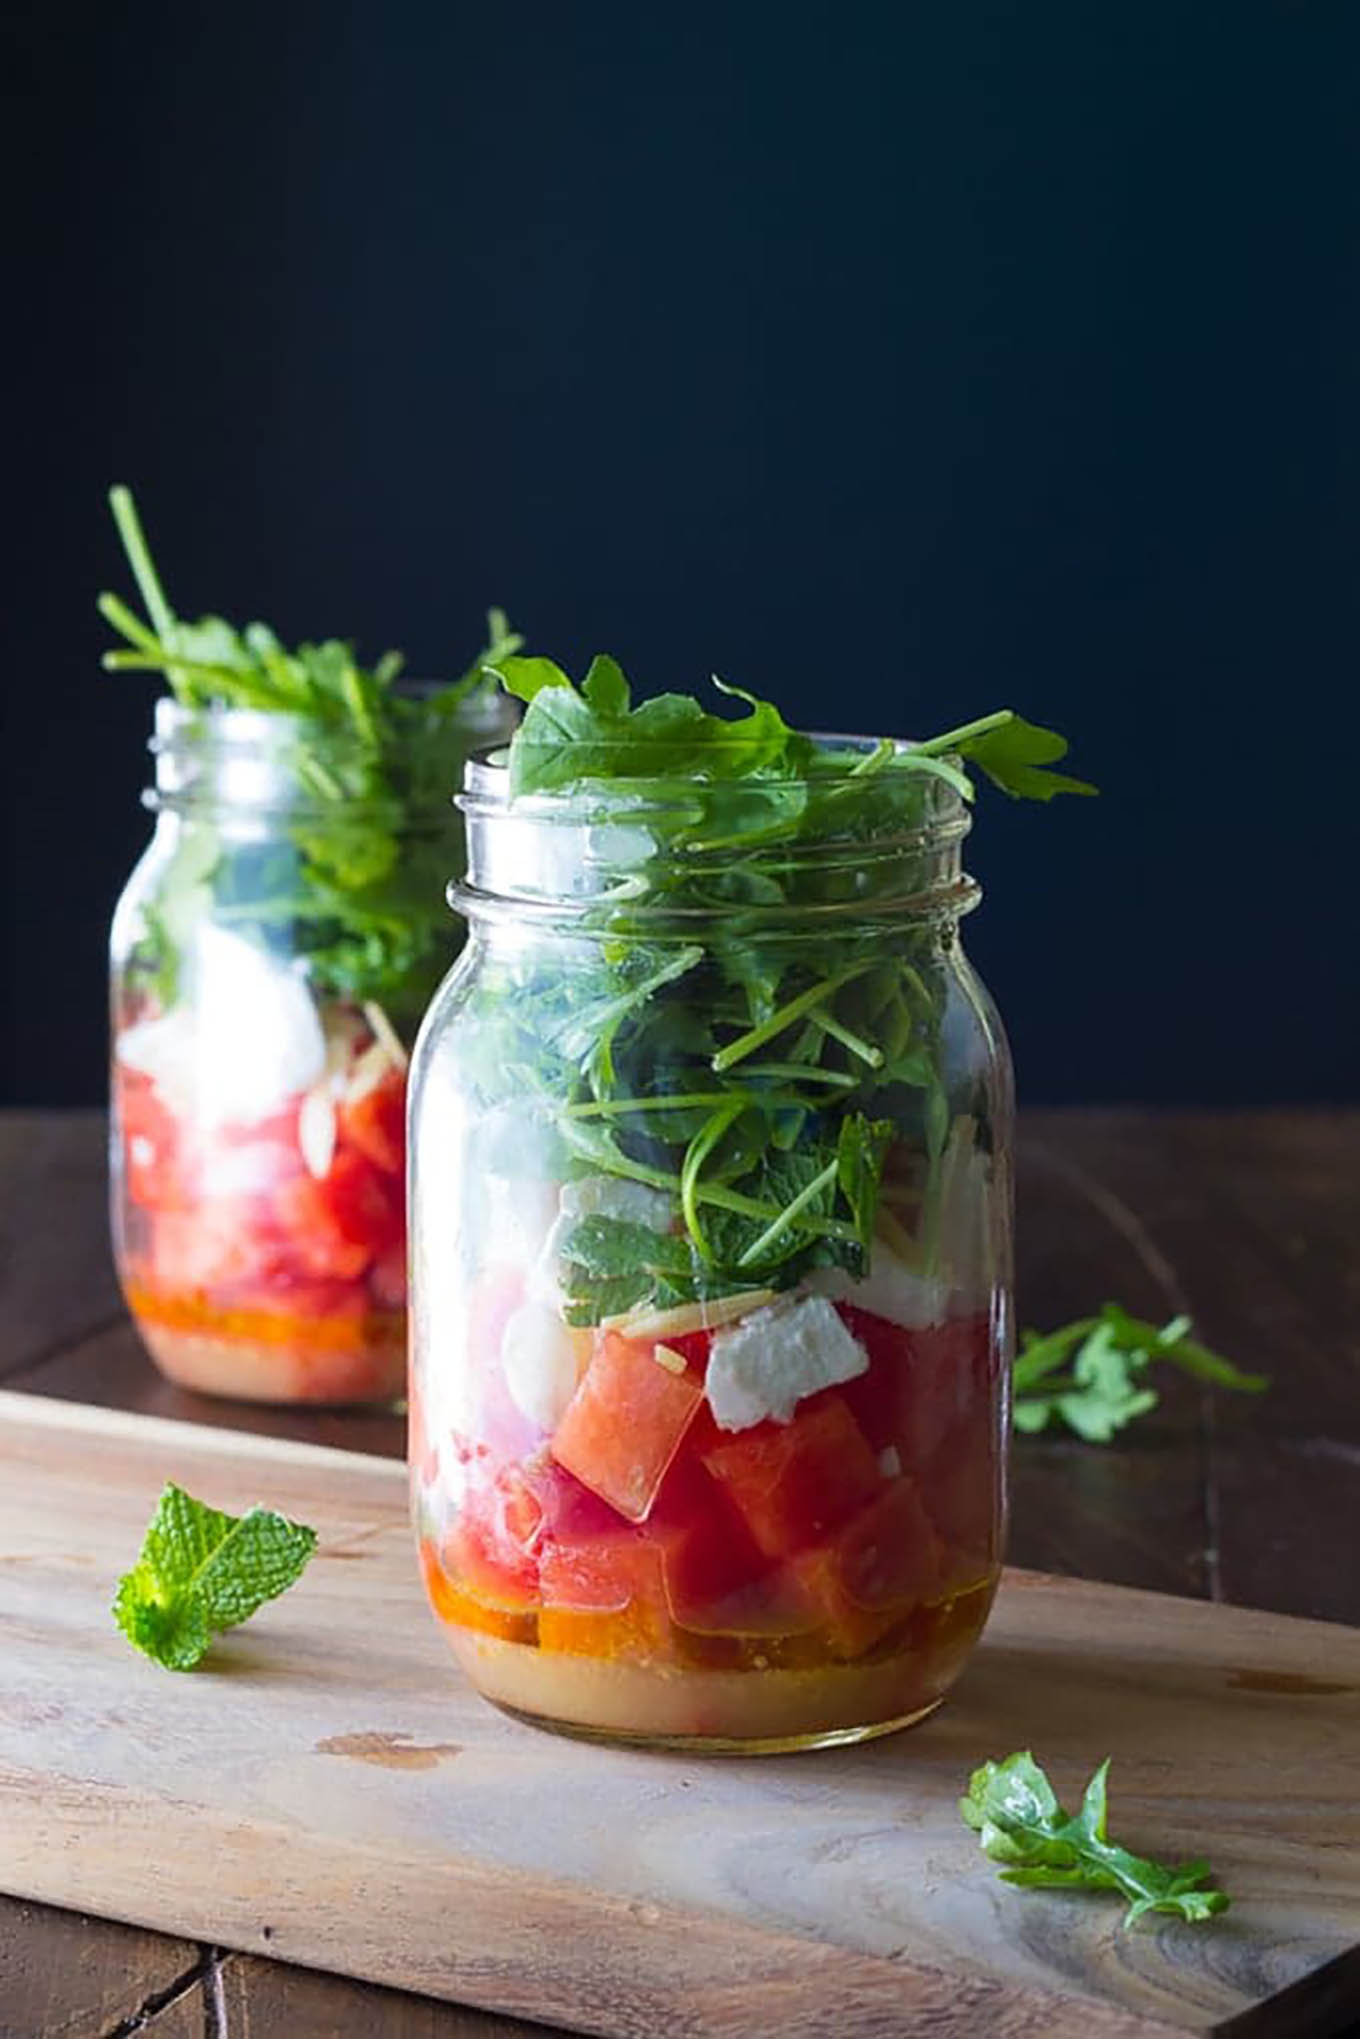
xmin=2 ymin=1390 xmax=1358 ymax=2039
xmin=1 ymin=1109 xmax=1356 ymax=2039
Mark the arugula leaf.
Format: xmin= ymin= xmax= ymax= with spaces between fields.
xmin=459 ymin=655 xmax=1088 ymax=1309
xmin=113 ymin=1482 xmax=317 ymax=1671
xmin=1013 ymin=1305 xmax=1266 ymax=1441
xmin=960 ymin=1752 xmax=1229 ymax=1927
xmin=101 ymin=485 xmax=521 ymax=1024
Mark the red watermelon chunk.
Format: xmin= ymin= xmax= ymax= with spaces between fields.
xmin=837 ymin=1307 xmax=994 ymax=1470
xmin=644 ymin=1456 xmax=784 ymax=1634
xmin=791 ymin=1475 xmax=942 ymax=1658
xmin=698 ymin=1393 xmax=881 ymax=1559
xmin=551 ymin=1331 xmax=703 ymax=1522
xmin=922 ymin=1407 xmax=1002 ymax=1591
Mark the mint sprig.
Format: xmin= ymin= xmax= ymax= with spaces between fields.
xmin=961 ymin=1752 xmax=1230 ymax=1927
xmin=1013 ymin=1304 xmax=1267 ymax=1442
xmin=113 ymin=1482 xmax=317 ymax=1671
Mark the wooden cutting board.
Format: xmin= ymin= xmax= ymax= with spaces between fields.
xmin=1 ymin=1391 xmax=1356 ymax=2039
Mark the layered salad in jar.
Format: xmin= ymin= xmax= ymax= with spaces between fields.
xmin=410 ymin=654 xmax=1090 ymax=1746
xmin=102 ymin=486 xmax=519 ymax=1403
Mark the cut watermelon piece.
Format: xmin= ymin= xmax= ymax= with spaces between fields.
xmin=340 ymin=1069 xmax=406 ymax=1175
xmin=444 ymin=1467 xmax=543 ymax=1609
xmin=152 ymin=1199 xmax=289 ymax=1294
xmin=118 ymin=1072 xmax=193 ymax=1213
xmin=698 ymin=1393 xmax=881 ymax=1559
xmin=537 ymin=1470 xmax=674 ymax=1659
xmin=922 ymin=1408 xmax=1001 ymax=1591
xmin=791 ymin=1475 xmax=942 ymax=1658
xmin=551 ymin=1331 xmax=703 ymax=1522
xmin=837 ymin=1307 xmax=993 ymax=1470
xmin=644 ymin=1457 xmax=784 ymax=1635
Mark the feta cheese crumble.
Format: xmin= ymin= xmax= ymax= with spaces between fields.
xmin=705 ymin=1293 xmax=869 ymax=1431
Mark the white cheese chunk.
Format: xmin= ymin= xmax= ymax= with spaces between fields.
xmin=706 ymin=1293 xmax=868 ymax=1432
xmin=806 ymin=1247 xmax=949 ymax=1331
xmin=501 ymin=1300 xmax=587 ymax=1432
xmin=116 ymin=927 xmax=325 ymax=1126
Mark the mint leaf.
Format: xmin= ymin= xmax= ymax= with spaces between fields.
xmin=960 ymin=1752 xmax=1230 ymax=1927
xmin=113 ymin=1482 xmax=317 ymax=1671
xmin=1013 ymin=1305 xmax=1267 ymax=1440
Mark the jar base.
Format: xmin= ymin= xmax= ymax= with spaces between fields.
xmin=130 ymin=1313 xmax=406 ymax=1408
xmin=447 ymin=1625 xmax=966 ymax=1751
xmin=487 ymin=1695 xmax=943 ymax=1755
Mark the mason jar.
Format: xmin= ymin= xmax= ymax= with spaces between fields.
xmin=110 ymin=689 xmax=513 ymax=1405
xmin=408 ymin=740 xmax=1013 ymax=1750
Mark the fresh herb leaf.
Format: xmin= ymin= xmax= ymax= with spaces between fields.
xmin=1013 ymin=1305 xmax=1266 ymax=1441
xmin=101 ymin=486 xmax=521 ymax=1026
xmin=461 ymin=655 xmax=1087 ymax=1307
xmin=113 ymin=1482 xmax=317 ymax=1671
xmin=961 ymin=1751 xmax=1229 ymax=1927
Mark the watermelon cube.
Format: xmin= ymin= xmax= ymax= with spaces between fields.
xmin=551 ymin=1331 xmax=703 ymax=1522
xmin=922 ymin=1408 xmax=1001 ymax=1592
xmin=537 ymin=1491 xmax=672 ymax=1659
xmin=698 ymin=1393 xmax=880 ymax=1558
xmin=838 ymin=1307 xmax=994 ymax=1470
xmin=644 ymin=1457 xmax=787 ymax=1635
xmin=791 ymin=1475 xmax=942 ymax=1658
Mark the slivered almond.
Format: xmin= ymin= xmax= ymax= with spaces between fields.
xmin=345 ymin=1040 xmax=392 ymax=1104
xmin=650 ymin=1343 xmax=688 ymax=1375
xmin=604 ymin=1288 xmax=779 ymax=1342
xmin=298 ymin=1084 xmax=337 ymax=1179
xmin=362 ymin=1000 xmax=409 ymax=1071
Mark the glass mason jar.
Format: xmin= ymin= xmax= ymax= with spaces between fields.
xmin=408 ymin=742 xmax=1013 ymax=1750
xmin=111 ymin=689 xmax=513 ymax=1405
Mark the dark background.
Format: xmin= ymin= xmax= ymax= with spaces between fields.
xmin=5 ymin=2 xmax=1358 ymax=1107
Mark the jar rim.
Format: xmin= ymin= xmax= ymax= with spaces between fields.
xmin=460 ymin=729 xmax=970 ymax=823
xmin=151 ymin=684 xmax=515 ymax=752
xmin=453 ymin=728 xmax=978 ymax=929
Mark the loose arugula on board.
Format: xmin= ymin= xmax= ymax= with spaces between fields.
xmin=961 ymin=1752 xmax=1230 ymax=1926
xmin=114 ymin=1483 xmax=317 ymax=1671
xmin=472 ymin=653 xmax=1092 ymax=1325
xmin=1014 ymin=1305 xmax=1266 ymax=1442
xmin=99 ymin=485 xmax=521 ymax=1023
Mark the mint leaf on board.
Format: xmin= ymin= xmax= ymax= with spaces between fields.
xmin=113 ymin=1482 xmax=317 ymax=1671
xmin=960 ymin=1752 xmax=1230 ymax=1927
xmin=1013 ymin=1305 xmax=1266 ymax=1442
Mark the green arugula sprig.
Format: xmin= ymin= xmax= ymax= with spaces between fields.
xmin=493 ymin=652 xmax=1095 ymax=805
xmin=1013 ymin=1305 xmax=1267 ymax=1442
xmin=100 ymin=486 xmax=520 ymax=1024
xmin=461 ymin=654 xmax=1090 ymax=1317
xmin=961 ymin=1752 xmax=1230 ymax=1927
xmin=113 ymin=1482 xmax=317 ymax=1671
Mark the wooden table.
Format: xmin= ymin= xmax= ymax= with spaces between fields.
xmin=2 ymin=1109 xmax=1357 ymax=2039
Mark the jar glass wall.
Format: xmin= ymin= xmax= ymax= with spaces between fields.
xmin=110 ymin=690 xmax=512 ymax=1405
xmin=409 ymin=748 xmax=1013 ymax=1749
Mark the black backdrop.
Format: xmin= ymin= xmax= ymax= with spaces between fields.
xmin=5 ymin=2 xmax=1358 ymax=1107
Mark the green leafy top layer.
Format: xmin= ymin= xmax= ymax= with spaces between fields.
xmin=490 ymin=653 xmax=1096 ymax=807
xmin=960 ymin=1751 xmax=1230 ymax=1927
xmin=100 ymin=487 xmax=521 ymax=1021
xmin=100 ymin=485 xmax=521 ymax=763
xmin=113 ymin=1481 xmax=317 ymax=1671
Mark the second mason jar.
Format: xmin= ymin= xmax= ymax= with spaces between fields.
xmin=409 ymin=737 xmax=1014 ymax=1750
xmin=111 ymin=687 xmax=513 ymax=1405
